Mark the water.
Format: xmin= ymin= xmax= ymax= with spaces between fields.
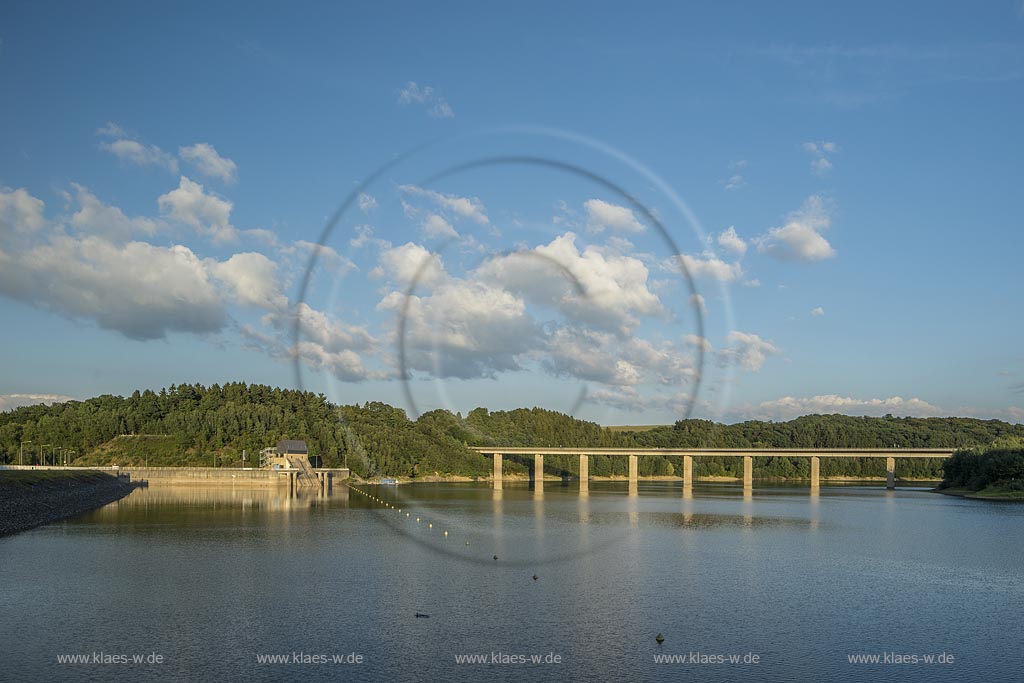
xmin=2 ymin=481 xmax=1022 ymax=682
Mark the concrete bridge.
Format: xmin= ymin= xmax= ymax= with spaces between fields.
xmin=470 ymin=447 xmax=956 ymax=491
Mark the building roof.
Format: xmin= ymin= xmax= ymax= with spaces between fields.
xmin=276 ymin=439 xmax=308 ymax=454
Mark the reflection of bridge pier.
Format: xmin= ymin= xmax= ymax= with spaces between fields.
xmin=492 ymin=453 xmax=503 ymax=490
xmin=533 ymin=453 xmax=544 ymax=496
xmin=479 ymin=447 xmax=954 ymax=494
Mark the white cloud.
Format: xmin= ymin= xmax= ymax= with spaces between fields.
xmin=803 ymin=140 xmax=839 ymax=175
xmin=96 ymin=122 xmax=129 ymax=138
xmin=717 ymin=331 xmax=778 ymax=371
xmin=723 ymin=174 xmax=746 ymax=190
xmin=357 ymin=192 xmax=378 ymax=213
xmin=684 ymin=334 xmax=713 ymax=352
xmin=399 ymin=185 xmax=488 ymax=225
xmin=583 ymin=199 xmax=645 ymax=233
xmin=377 ymin=277 xmax=537 ymax=379
xmin=158 ymin=176 xmax=237 ymax=243
xmin=100 ymin=139 xmax=178 ymax=173
xmin=585 ymin=386 xmax=647 ymax=411
xmin=421 ymin=214 xmax=459 ymax=239
xmin=743 ymin=279 xmax=761 ymax=287
xmin=259 ymin=302 xmax=376 ymax=354
xmin=66 ymin=184 xmax=158 ymax=242
xmin=479 ymin=232 xmax=663 ymax=333
xmin=716 ymin=226 xmax=747 ymax=255
xmin=243 ymin=323 xmax=382 ymax=382
xmin=811 ymin=306 xmax=825 ymax=316
xmin=372 ymin=242 xmax=447 ymax=287
xmin=0 ymin=187 xmax=47 ymax=235
xmin=0 ymin=393 xmax=77 ymax=412
xmin=544 ymin=327 xmax=696 ymax=387
xmin=741 ymin=394 xmax=946 ymax=421
xmin=0 ymin=232 xmax=227 ymax=340
xmin=179 ymin=143 xmax=238 ymax=183
xmin=689 ymin=293 xmax=707 ymax=313
xmin=209 ymin=252 xmax=288 ymax=311
xmin=757 ymin=195 xmax=836 ymax=261
xmin=675 ymin=252 xmax=744 ymax=281
xmin=397 ymin=82 xmax=455 ymax=119
xmin=279 ymin=239 xmax=357 ymax=275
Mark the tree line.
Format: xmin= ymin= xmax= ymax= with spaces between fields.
xmin=2 ymin=382 xmax=1022 ymax=479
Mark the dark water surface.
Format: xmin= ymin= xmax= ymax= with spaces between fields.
xmin=2 ymin=481 xmax=1022 ymax=682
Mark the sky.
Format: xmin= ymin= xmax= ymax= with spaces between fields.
xmin=1 ymin=1 xmax=1022 ymax=425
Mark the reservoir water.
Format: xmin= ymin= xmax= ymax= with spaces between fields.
xmin=2 ymin=481 xmax=1022 ymax=682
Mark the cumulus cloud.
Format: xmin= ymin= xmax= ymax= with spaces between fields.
xmin=0 ymin=187 xmax=47 ymax=235
xmin=372 ymin=242 xmax=447 ymax=287
xmin=209 ymin=252 xmax=288 ymax=311
xmin=243 ymin=324 xmax=382 ymax=382
xmin=399 ymin=185 xmax=488 ymax=225
xmin=421 ymin=214 xmax=459 ymax=239
xmin=0 ymin=393 xmax=77 ymax=412
xmin=757 ymin=195 xmax=836 ymax=261
xmin=179 ymin=143 xmax=238 ymax=183
xmin=478 ymin=232 xmax=663 ymax=333
xmin=378 ymin=277 xmax=538 ymax=379
xmin=716 ymin=226 xmax=747 ymax=255
xmin=66 ymin=184 xmax=158 ymax=242
xmin=158 ymin=176 xmax=237 ymax=243
xmin=684 ymin=334 xmax=713 ymax=352
xmin=0 ymin=232 xmax=227 ymax=340
xmin=544 ymin=327 xmax=696 ymax=387
xmin=100 ymin=139 xmax=178 ymax=173
xmin=675 ymin=252 xmax=744 ymax=282
xmin=717 ymin=331 xmax=779 ymax=371
xmin=811 ymin=306 xmax=825 ymax=316
xmin=397 ymin=82 xmax=455 ymax=119
xmin=584 ymin=199 xmax=645 ymax=233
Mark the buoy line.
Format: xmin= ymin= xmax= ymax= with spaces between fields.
xmin=342 ymin=482 xmax=549 ymax=586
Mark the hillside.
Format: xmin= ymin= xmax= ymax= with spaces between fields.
xmin=2 ymin=382 xmax=1022 ymax=479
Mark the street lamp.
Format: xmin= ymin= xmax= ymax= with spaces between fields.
xmin=20 ymin=440 xmax=32 ymax=466
xmin=39 ymin=444 xmax=50 ymax=467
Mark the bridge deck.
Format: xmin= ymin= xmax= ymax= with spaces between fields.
xmin=470 ymin=447 xmax=954 ymax=459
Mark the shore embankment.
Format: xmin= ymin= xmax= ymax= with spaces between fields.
xmin=0 ymin=470 xmax=137 ymax=537
xmin=936 ymin=486 xmax=1024 ymax=501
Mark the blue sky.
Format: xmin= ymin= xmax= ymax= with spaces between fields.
xmin=1 ymin=1 xmax=1022 ymax=424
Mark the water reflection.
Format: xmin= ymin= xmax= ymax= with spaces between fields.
xmin=5 ymin=480 xmax=1023 ymax=683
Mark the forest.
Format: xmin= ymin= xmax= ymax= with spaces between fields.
xmin=940 ymin=444 xmax=1024 ymax=495
xmin=2 ymin=382 xmax=1023 ymax=480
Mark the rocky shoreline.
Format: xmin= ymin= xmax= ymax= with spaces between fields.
xmin=0 ymin=471 xmax=138 ymax=537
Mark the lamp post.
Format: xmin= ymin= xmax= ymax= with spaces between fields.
xmin=39 ymin=444 xmax=51 ymax=467
xmin=21 ymin=440 xmax=32 ymax=466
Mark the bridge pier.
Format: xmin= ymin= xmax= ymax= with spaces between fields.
xmin=886 ymin=456 xmax=895 ymax=489
xmin=682 ymin=455 xmax=693 ymax=489
xmin=533 ymin=453 xmax=544 ymax=493
xmin=628 ymin=454 xmax=638 ymax=484
xmin=579 ymin=454 xmax=589 ymax=492
xmin=810 ymin=456 xmax=820 ymax=490
xmin=493 ymin=453 xmax=503 ymax=490
xmin=743 ymin=455 xmax=753 ymax=489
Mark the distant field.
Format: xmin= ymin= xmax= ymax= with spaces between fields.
xmin=605 ymin=425 xmax=669 ymax=432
